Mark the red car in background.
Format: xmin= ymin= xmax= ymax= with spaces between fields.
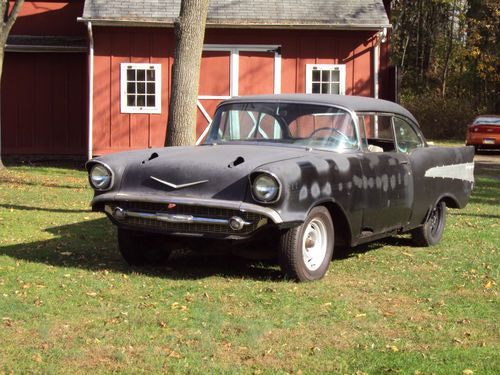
xmin=466 ymin=115 xmax=500 ymax=151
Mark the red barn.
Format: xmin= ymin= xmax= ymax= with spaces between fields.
xmin=2 ymin=0 xmax=394 ymax=159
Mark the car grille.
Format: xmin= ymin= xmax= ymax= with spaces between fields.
xmin=108 ymin=201 xmax=265 ymax=235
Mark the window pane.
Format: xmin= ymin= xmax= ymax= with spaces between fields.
xmin=137 ymin=82 xmax=145 ymax=94
xmin=147 ymin=69 xmax=155 ymax=81
xmin=127 ymin=82 xmax=136 ymax=94
xmin=147 ymin=83 xmax=155 ymax=94
xmin=312 ymin=70 xmax=320 ymax=81
xmin=127 ymin=69 xmax=135 ymax=81
xmin=137 ymin=70 xmax=146 ymax=81
xmin=127 ymin=95 xmax=135 ymax=107
xmin=377 ymin=116 xmax=394 ymax=140
xmin=321 ymin=83 xmax=329 ymax=94
xmin=137 ymin=95 xmax=145 ymax=107
xmin=331 ymin=70 xmax=340 ymax=82
xmin=321 ymin=70 xmax=330 ymax=82
xmin=393 ymin=117 xmax=423 ymax=153
xmin=312 ymin=83 xmax=321 ymax=93
xmin=147 ymin=95 xmax=155 ymax=107
xmin=330 ymin=83 xmax=340 ymax=94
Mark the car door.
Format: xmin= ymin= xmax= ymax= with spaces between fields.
xmin=357 ymin=113 xmax=414 ymax=235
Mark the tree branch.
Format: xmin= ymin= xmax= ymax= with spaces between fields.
xmin=3 ymin=0 xmax=24 ymax=34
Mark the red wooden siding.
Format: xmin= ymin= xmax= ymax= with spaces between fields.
xmin=91 ymin=28 xmax=384 ymax=155
xmin=238 ymin=51 xmax=275 ymax=95
xmin=92 ymin=28 xmax=172 ymax=154
xmin=10 ymin=1 xmax=85 ymax=36
xmin=1 ymin=52 xmax=86 ymax=155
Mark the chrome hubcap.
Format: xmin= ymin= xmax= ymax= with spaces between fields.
xmin=302 ymin=218 xmax=327 ymax=272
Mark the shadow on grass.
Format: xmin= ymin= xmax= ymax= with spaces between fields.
xmin=0 ymin=218 xmax=283 ymax=281
xmin=336 ymin=236 xmax=417 ymax=260
xmin=0 ymin=204 xmax=91 ymax=214
xmin=2 ymin=159 xmax=86 ymax=171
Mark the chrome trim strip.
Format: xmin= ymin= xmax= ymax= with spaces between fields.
xmin=105 ymin=205 xmax=252 ymax=227
xmin=150 ymin=176 xmax=209 ymax=189
xmin=97 ymin=193 xmax=284 ymax=224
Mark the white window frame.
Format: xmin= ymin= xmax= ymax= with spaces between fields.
xmin=120 ymin=63 xmax=162 ymax=114
xmin=306 ymin=64 xmax=346 ymax=95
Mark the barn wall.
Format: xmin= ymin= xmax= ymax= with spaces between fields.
xmin=92 ymin=27 xmax=380 ymax=155
xmin=1 ymin=1 xmax=87 ymax=157
xmin=10 ymin=1 xmax=85 ymax=36
xmin=92 ymin=27 xmax=173 ymax=155
xmin=1 ymin=52 xmax=87 ymax=155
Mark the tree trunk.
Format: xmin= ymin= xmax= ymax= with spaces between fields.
xmin=0 ymin=0 xmax=25 ymax=169
xmin=165 ymin=0 xmax=209 ymax=147
xmin=0 ymin=46 xmax=4 ymax=169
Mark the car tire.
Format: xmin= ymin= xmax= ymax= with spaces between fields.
xmin=117 ymin=228 xmax=172 ymax=266
xmin=411 ymin=201 xmax=447 ymax=247
xmin=279 ymin=206 xmax=334 ymax=281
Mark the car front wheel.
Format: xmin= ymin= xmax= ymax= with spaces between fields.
xmin=117 ymin=228 xmax=172 ymax=266
xmin=279 ymin=206 xmax=334 ymax=281
xmin=411 ymin=201 xmax=447 ymax=247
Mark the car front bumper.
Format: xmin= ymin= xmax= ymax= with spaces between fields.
xmin=91 ymin=191 xmax=284 ymax=238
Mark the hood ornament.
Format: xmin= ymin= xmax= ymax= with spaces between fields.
xmin=150 ymin=176 xmax=209 ymax=189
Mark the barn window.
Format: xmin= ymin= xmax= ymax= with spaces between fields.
xmin=305 ymin=64 xmax=346 ymax=95
xmin=120 ymin=63 xmax=161 ymax=114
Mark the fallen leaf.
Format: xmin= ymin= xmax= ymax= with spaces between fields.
xmin=86 ymin=292 xmax=97 ymax=297
xmin=386 ymin=345 xmax=399 ymax=352
xmin=462 ymin=370 xmax=474 ymax=375
xmin=483 ymin=280 xmax=495 ymax=289
xmin=168 ymin=350 xmax=181 ymax=359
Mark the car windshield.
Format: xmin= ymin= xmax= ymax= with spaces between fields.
xmin=473 ymin=117 xmax=500 ymax=125
xmin=204 ymin=102 xmax=358 ymax=151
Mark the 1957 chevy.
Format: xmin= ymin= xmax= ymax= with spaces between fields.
xmin=87 ymin=94 xmax=475 ymax=281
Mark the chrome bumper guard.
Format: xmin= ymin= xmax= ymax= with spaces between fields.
xmin=105 ymin=205 xmax=253 ymax=231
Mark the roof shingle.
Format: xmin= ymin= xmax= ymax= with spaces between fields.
xmin=81 ymin=0 xmax=390 ymax=29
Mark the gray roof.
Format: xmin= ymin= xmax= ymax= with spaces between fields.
xmin=81 ymin=0 xmax=390 ymax=29
xmin=223 ymin=94 xmax=418 ymax=124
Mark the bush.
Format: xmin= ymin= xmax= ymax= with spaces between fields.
xmin=401 ymin=94 xmax=480 ymax=140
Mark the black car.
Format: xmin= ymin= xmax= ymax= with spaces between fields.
xmin=87 ymin=94 xmax=475 ymax=281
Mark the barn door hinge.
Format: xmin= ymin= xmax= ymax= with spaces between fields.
xmin=268 ymin=46 xmax=282 ymax=55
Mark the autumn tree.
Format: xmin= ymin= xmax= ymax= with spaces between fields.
xmin=390 ymin=0 xmax=499 ymax=138
xmin=165 ymin=0 xmax=209 ymax=146
xmin=0 ymin=0 xmax=24 ymax=168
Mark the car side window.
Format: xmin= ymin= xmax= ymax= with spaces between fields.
xmin=393 ymin=117 xmax=424 ymax=153
xmin=358 ymin=114 xmax=395 ymax=152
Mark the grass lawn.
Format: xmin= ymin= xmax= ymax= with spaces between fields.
xmin=0 ymin=162 xmax=498 ymax=374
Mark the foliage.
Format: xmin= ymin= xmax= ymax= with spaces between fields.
xmin=0 ymin=164 xmax=498 ymax=373
xmin=391 ymin=0 xmax=499 ymax=115
xmin=402 ymin=93 xmax=479 ymax=139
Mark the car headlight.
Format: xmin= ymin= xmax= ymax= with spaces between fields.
xmin=252 ymin=173 xmax=280 ymax=203
xmin=89 ymin=163 xmax=113 ymax=190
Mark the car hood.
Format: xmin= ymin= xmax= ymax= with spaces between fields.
xmin=106 ymin=144 xmax=307 ymax=201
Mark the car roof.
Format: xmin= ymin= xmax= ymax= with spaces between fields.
xmin=474 ymin=115 xmax=499 ymax=118
xmin=222 ymin=94 xmax=419 ymax=125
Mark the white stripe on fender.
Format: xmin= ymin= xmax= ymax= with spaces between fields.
xmin=424 ymin=162 xmax=475 ymax=183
